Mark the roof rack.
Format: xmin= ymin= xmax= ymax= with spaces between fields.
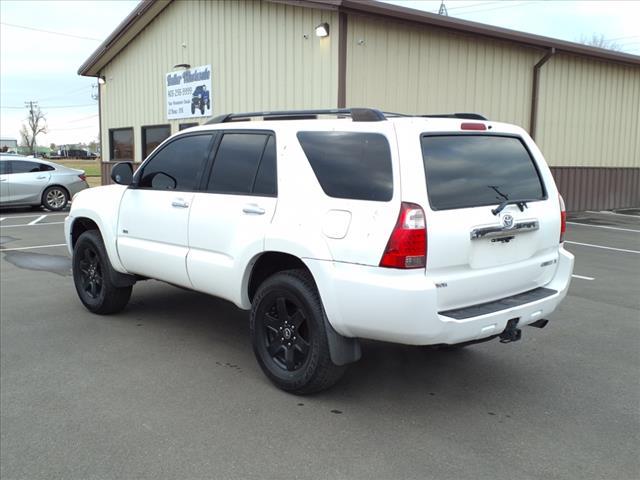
xmin=420 ymin=113 xmax=488 ymax=120
xmin=206 ymin=108 xmax=386 ymax=124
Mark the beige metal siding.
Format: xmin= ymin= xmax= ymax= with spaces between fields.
xmin=537 ymin=54 xmax=640 ymax=167
xmin=345 ymin=15 xmax=539 ymax=127
xmin=100 ymin=0 xmax=339 ymax=163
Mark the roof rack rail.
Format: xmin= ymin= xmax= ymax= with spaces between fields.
xmin=205 ymin=108 xmax=386 ymax=124
xmin=420 ymin=113 xmax=488 ymax=121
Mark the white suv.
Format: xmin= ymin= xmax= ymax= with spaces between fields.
xmin=65 ymin=108 xmax=574 ymax=393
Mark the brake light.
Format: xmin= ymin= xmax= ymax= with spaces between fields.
xmin=79 ymin=174 xmax=87 ymax=182
xmin=461 ymin=122 xmax=486 ymax=131
xmin=380 ymin=202 xmax=427 ymax=269
xmin=559 ymin=194 xmax=566 ymax=243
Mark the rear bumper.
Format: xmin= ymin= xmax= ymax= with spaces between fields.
xmin=306 ymin=248 xmax=574 ymax=346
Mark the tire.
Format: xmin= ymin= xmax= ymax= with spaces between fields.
xmin=206 ymin=100 xmax=210 ymax=109
xmin=200 ymin=105 xmax=205 ymax=115
xmin=191 ymin=104 xmax=195 ymax=114
xmin=250 ymin=269 xmax=346 ymax=394
xmin=72 ymin=230 xmax=132 ymax=315
xmin=42 ymin=186 xmax=69 ymax=211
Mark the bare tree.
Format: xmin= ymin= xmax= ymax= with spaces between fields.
xmin=579 ymin=34 xmax=621 ymax=51
xmin=20 ymin=102 xmax=48 ymax=155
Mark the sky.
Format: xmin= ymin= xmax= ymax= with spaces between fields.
xmin=1 ymin=0 xmax=639 ymax=148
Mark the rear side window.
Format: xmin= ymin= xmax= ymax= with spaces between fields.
xmin=297 ymin=132 xmax=393 ymax=201
xmin=9 ymin=160 xmax=45 ymax=173
xmin=206 ymin=133 xmax=276 ymax=195
xmin=138 ymin=134 xmax=213 ymax=190
xmin=421 ymin=135 xmax=545 ymax=210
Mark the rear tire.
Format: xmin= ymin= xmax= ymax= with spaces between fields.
xmin=250 ymin=269 xmax=346 ymax=394
xmin=72 ymin=230 xmax=132 ymax=315
xmin=42 ymin=186 xmax=68 ymax=211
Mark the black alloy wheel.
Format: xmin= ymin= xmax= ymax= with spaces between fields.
xmin=72 ymin=230 xmax=132 ymax=314
xmin=78 ymin=245 xmax=103 ymax=300
xmin=250 ymin=269 xmax=346 ymax=394
xmin=262 ymin=295 xmax=311 ymax=372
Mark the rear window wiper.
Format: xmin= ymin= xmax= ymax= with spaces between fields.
xmin=491 ymin=199 xmax=537 ymax=216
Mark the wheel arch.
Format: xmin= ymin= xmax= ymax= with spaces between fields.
xmin=245 ymin=251 xmax=361 ymax=366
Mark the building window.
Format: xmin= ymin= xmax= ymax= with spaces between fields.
xmin=109 ymin=128 xmax=134 ymax=162
xmin=142 ymin=124 xmax=171 ymax=159
xmin=179 ymin=122 xmax=199 ymax=131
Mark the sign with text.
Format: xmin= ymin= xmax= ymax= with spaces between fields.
xmin=165 ymin=65 xmax=212 ymax=120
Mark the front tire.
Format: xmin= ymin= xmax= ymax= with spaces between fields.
xmin=42 ymin=186 xmax=68 ymax=211
xmin=250 ymin=269 xmax=346 ymax=394
xmin=72 ymin=230 xmax=132 ymax=315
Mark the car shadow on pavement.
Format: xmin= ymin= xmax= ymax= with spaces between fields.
xmin=117 ymin=281 xmax=533 ymax=408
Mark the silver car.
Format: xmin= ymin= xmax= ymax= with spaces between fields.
xmin=0 ymin=155 xmax=89 ymax=211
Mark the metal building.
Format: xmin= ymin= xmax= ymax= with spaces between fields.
xmin=79 ymin=0 xmax=640 ymax=211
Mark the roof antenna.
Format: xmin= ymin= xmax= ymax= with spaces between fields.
xmin=438 ymin=0 xmax=448 ymax=16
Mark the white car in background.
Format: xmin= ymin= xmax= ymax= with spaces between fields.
xmin=0 ymin=155 xmax=89 ymax=211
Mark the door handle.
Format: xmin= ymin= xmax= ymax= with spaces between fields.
xmin=36 ymin=175 xmax=47 ymax=179
xmin=171 ymin=199 xmax=189 ymax=208
xmin=242 ymin=204 xmax=266 ymax=215
xmin=0 ymin=178 xmax=6 ymax=182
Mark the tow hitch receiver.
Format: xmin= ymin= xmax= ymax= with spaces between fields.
xmin=499 ymin=318 xmax=522 ymax=343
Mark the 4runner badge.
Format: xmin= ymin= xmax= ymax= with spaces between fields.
xmin=501 ymin=214 xmax=514 ymax=229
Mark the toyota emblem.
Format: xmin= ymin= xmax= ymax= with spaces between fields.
xmin=502 ymin=214 xmax=514 ymax=229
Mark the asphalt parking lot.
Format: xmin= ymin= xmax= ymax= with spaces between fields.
xmin=1 ymin=207 xmax=639 ymax=480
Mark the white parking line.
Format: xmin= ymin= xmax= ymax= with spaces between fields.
xmin=565 ymin=241 xmax=640 ymax=254
xmin=0 ymin=213 xmax=67 ymax=220
xmin=27 ymin=215 xmax=47 ymax=226
xmin=0 ymin=222 xmax=65 ymax=229
xmin=586 ymin=210 xmax=640 ymax=218
xmin=1 ymin=243 xmax=67 ymax=252
xmin=572 ymin=274 xmax=595 ymax=281
xmin=567 ymin=222 xmax=640 ymax=233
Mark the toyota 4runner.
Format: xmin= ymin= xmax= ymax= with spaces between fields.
xmin=65 ymin=108 xmax=574 ymax=394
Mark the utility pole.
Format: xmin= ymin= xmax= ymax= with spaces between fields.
xmin=24 ymin=100 xmax=38 ymax=154
xmin=438 ymin=1 xmax=448 ymax=16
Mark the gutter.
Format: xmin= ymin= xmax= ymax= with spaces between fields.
xmin=529 ymin=47 xmax=556 ymax=141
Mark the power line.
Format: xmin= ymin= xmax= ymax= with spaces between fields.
xmin=454 ymin=1 xmax=536 ymax=16
xmin=0 ymin=22 xmax=102 ymax=41
xmin=1 ymin=103 xmax=96 ymax=110
xmin=38 ymin=86 xmax=93 ymax=102
xmin=447 ymin=1 xmax=504 ymax=11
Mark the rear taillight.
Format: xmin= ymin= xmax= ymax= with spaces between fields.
xmin=79 ymin=174 xmax=87 ymax=182
xmin=559 ymin=194 xmax=566 ymax=243
xmin=380 ymin=202 xmax=427 ymax=269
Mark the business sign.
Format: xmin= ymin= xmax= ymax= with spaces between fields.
xmin=166 ymin=65 xmax=212 ymax=120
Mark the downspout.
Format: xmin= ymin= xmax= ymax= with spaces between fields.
xmin=529 ymin=47 xmax=555 ymax=140
xmin=97 ymin=75 xmax=103 ymax=184
xmin=337 ymin=11 xmax=348 ymax=108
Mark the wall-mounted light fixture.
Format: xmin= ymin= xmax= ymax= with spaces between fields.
xmin=173 ymin=63 xmax=191 ymax=69
xmin=315 ymin=22 xmax=329 ymax=38
xmin=97 ymin=76 xmax=106 ymax=85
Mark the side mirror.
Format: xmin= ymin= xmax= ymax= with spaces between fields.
xmin=111 ymin=162 xmax=134 ymax=185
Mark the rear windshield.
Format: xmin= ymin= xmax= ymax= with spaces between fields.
xmin=420 ymin=135 xmax=545 ymax=210
xmin=297 ymin=131 xmax=393 ymax=201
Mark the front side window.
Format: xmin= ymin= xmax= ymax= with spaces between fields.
xmin=0 ymin=161 xmax=9 ymax=174
xmin=109 ymin=128 xmax=134 ymax=162
xmin=420 ymin=135 xmax=545 ymax=210
xmin=206 ymin=133 xmax=276 ymax=195
xmin=297 ymin=131 xmax=393 ymax=201
xmin=137 ymin=134 xmax=213 ymax=191
xmin=142 ymin=125 xmax=171 ymax=159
